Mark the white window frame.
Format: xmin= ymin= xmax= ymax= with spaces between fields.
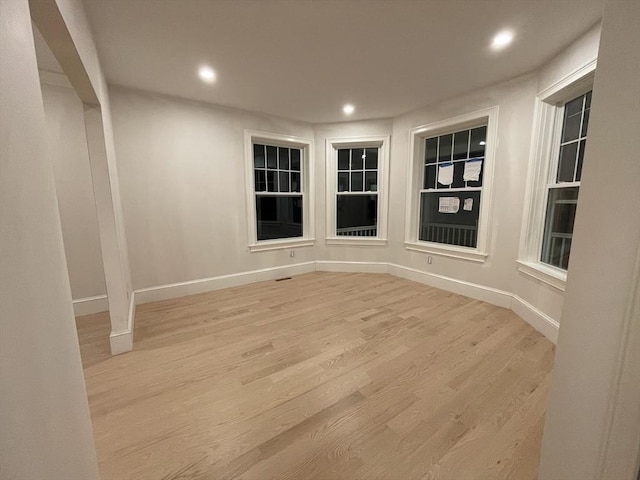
xmin=404 ymin=107 xmax=498 ymax=263
xmin=517 ymin=61 xmax=596 ymax=290
xmin=244 ymin=130 xmax=315 ymax=252
xmin=325 ymin=135 xmax=390 ymax=246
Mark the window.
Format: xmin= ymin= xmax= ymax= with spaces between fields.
xmin=517 ymin=63 xmax=595 ymax=290
xmin=540 ymin=91 xmax=591 ymax=269
xmin=405 ymin=107 xmax=498 ymax=262
xmin=244 ymin=131 xmax=314 ymax=251
xmin=325 ymin=136 xmax=390 ymax=245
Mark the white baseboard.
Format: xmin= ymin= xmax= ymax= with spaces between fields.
xmin=315 ymin=260 xmax=389 ymax=274
xmin=134 ymin=262 xmax=317 ymax=305
xmin=109 ymin=292 xmax=136 ymax=355
xmin=72 ymin=294 xmax=108 ymax=316
xmin=126 ymin=260 xmax=559 ymax=350
xmin=510 ymin=295 xmax=560 ymax=344
xmin=388 ymin=264 xmax=513 ymax=309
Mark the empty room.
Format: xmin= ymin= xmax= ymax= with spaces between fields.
xmin=1 ymin=0 xmax=639 ymax=479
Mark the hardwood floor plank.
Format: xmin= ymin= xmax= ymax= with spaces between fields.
xmin=75 ymin=272 xmax=554 ymax=480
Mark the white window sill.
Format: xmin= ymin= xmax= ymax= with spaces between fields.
xmin=326 ymin=237 xmax=388 ymax=247
xmin=249 ymin=238 xmax=315 ymax=252
xmin=516 ymin=260 xmax=567 ymax=291
xmin=404 ymin=241 xmax=487 ymax=263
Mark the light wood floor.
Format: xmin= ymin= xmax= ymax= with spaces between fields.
xmin=77 ymin=272 xmax=555 ymax=480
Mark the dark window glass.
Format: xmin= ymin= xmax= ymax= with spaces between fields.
xmin=351 ymin=148 xmax=364 ymax=170
xmin=541 ymin=187 xmax=579 ymax=269
xmin=469 ymin=127 xmax=487 ymax=158
xmin=576 ymin=140 xmax=586 ymax=181
xmin=278 ymin=147 xmax=290 ymax=170
xmin=291 ymin=172 xmax=301 ymax=192
xmin=279 ymin=171 xmax=289 ymax=192
xmin=365 ymin=171 xmax=378 ymax=191
xmin=336 ymin=195 xmax=377 ymax=237
xmin=581 ymin=95 xmax=591 ymax=137
xmin=338 ymin=149 xmax=350 ymax=170
xmin=452 ymin=161 xmax=465 ymax=188
xmin=254 ymin=144 xmax=265 ymax=168
xmin=557 ymin=142 xmax=578 ymax=182
xmin=562 ymin=96 xmax=584 ymax=143
xmin=453 ymin=130 xmax=469 ymax=160
xmin=266 ymin=146 xmax=278 ymax=169
xmin=266 ymin=170 xmax=277 ymax=192
xmin=351 ymin=171 xmax=364 ymax=192
xmin=365 ymin=148 xmax=378 ymax=169
xmin=425 ymin=137 xmax=438 ymax=164
xmin=256 ymin=196 xmax=303 ymax=241
xmin=255 ymin=170 xmax=266 ymax=192
xmin=290 ymin=149 xmax=301 ymax=171
xmin=438 ymin=134 xmax=453 ymax=162
xmin=337 ymin=172 xmax=349 ymax=192
xmin=424 ymin=165 xmax=436 ymax=189
xmin=418 ymin=191 xmax=480 ymax=248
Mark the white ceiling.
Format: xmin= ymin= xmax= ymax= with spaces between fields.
xmin=82 ymin=0 xmax=603 ymax=124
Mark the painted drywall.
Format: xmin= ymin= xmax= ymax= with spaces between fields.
xmin=44 ymin=0 xmax=133 ymax=336
xmin=539 ymin=0 xmax=640 ymax=477
xmin=109 ymin=87 xmax=316 ymax=290
xmin=314 ymin=120 xmax=394 ymax=263
xmin=389 ymin=73 xmax=539 ymax=295
xmin=41 ymin=80 xmax=107 ymax=300
xmin=0 ymin=0 xmax=99 ymax=477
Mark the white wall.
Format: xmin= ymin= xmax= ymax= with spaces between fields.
xmin=539 ymin=0 xmax=640 ymax=477
xmin=41 ymin=80 xmax=106 ymax=300
xmin=314 ymin=119 xmax=393 ymax=264
xmin=0 ymin=0 xmax=99 ymax=477
xmin=110 ymin=87 xmax=316 ymax=290
xmin=389 ymin=74 xmax=538 ymax=292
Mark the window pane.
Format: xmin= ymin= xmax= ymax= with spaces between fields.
xmin=291 ymin=172 xmax=301 ymax=192
xmin=453 ymin=130 xmax=469 ymax=160
xmin=365 ymin=171 xmax=378 ymax=191
xmin=278 ymin=147 xmax=290 ymax=170
xmin=576 ymin=139 xmax=586 ymax=181
xmin=419 ymin=191 xmax=480 ymax=248
xmin=266 ymin=170 xmax=277 ymax=192
xmin=351 ymin=148 xmax=364 ymax=170
xmin=266 ymin=146 xmax=278 ymax=169
xmin=338 ymin=149 xmax=350 ymax=170
xmin=253 ymin=144 xmax=265 ymax=168
xmin=291 ymin=149 xmax=301 ymax=171
xmin=562 ymin=95 xmax=584 ymax=143
xmin=351 ymin=171 xmax=364 ymax=192
xmin=452 ymin=161 xmax=465 ymax=188
xmin=256 ymin=195 xmax=303 ymax=241
xmin=438 ymin=134 xmax=453 ymax=162
xmin=365 ymin=148 xmax=378 ymax=169
xmin=425 ymin=137 xmax=438 ymax=164
xmin=581 ymin=95 xmax=591 ymax=137
xmin=336 ymin=194 xmax=377 ymax=237
xmin=424 ymin=164 xmax=436 ymax=190
xmin=255 ymin=170 xmax=266 ymax=192
xmin=337 ymin=172 xmax=349 ymax=192
xmin=469 ymin=126 xmax=487 ymax=158
xmin=279 ymin=171 xmax=290 ymax=192
xmin=541 ymin=187 xmax=579 ymax=270
xmin=557 ymin=142 xmax=578 ymax=182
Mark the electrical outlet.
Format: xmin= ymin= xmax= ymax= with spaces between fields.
xmin=290 ymin=250 xmax=295 ymax=258
xmin=427 ymin=256 xmax=432 ymax=264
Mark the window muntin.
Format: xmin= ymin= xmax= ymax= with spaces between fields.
xmin=336 ymin=147 xmax=379 ymax=237
xmin=253 ymin=143 xmax=303 ymax=241
xmin=540 ymin=91 xmax=591 ymax=269
xmin=419 ymin=125 xmax=487 ymax=248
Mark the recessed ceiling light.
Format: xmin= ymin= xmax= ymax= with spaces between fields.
xmin=491 ymin=30 xmax=514 ymax=50
xmin=343 ymin=104 xmax=355 ymax=115
xmin=198 ymin=66 xmax=216 ymax=83
xmin=479 ymin=141 xmax=486 ymax=146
